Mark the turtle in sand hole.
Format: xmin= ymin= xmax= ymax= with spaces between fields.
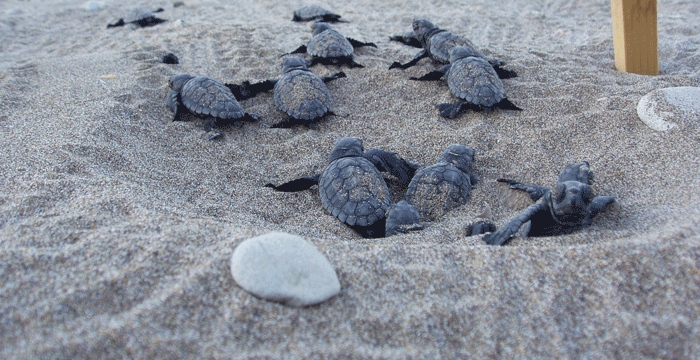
xmin=166 ymin=74 xmax=258 ymax=140
xmin=469 ymin=161 xmax=616 ymax=245
xmin=285 ymin=22 xmax=377 ymax=68
xmin=410 ymin=46 xmax=522 ymax=118
xmin=389 ymin=18 xmax=516 ymax=79
xmin=107 ymin=8 xmax=166 ymax=28
xmin=266 ymin=137 xmax=422 ymax=238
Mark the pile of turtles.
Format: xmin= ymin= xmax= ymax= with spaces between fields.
xmin=113 ymin=5 xmax=615 ymax=244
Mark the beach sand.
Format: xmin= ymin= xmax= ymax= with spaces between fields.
xmin=1 ymin=0 xmax=699 ymax=357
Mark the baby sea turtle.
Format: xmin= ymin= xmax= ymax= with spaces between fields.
xmin=292 ymin=5 xmax=346 ymax=23
xmin=107 ymin=7 xmax=166 ymax=28
xmin=385 ymin=200 xmax=424 ymax=237
xmin=266 ymin=137 xmax=421 ymax=238
xmin=472 ymin=161 xmax=616 ymax=245
xmin=161 ymin=53 xmax=179 ymax=64
xmin=410 ymin=46 xmax=522 ymax=118
xmin=405 ymin=144 xmax=478 ymax=221
xmin=166 ymin=74 xmax=258 ymax=140
xmin=227 ymin=56 xmax=345 ymax=128
xmin=286 ymin=22 xmax=377 ymax=68
xmin=389 ymin=19 xmax=516 ymax=79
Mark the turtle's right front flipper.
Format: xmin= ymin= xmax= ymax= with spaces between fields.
xmin=483 ymin=201 xmax=548 ymax=246
xmin=225 ymin=80 xmax=277 ymax=101
xmin=265 ymin=174 xmax=321 ymax=192
xmin=498 ymin=178 xmax=550 ymax=202
xmin=166 ymin=90 xmax=187 ymax=122
xmin=363 ymin=148 xmax=421 ymax=184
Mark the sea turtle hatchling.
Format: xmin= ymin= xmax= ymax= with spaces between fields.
xmin=405 ymin=144 xmax=478 ymax=221
xmin=292 ymin=5 xmax=346 ymax=23
xmin=470 ymin=161 xmax=616 ymax=245
xmin=286 ymin=22 xmax=377 ymax=68
xmin=226 ymin=56 xmax=346 ymax=128
xmin=107 ymin=7 xmax=166 ymax=28
xmin=266 ymin=137 xmax=422 ymax=238
xmin=389 ymin=19 xmax=516 ymax=79
xmin=166 ymin=74 xmax=258 ymax=140
xmin=410 ymin=46 xmax=522 ymax=118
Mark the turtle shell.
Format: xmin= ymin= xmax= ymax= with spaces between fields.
xmin=307 ymin=29 xmax=354 ymax=58
xmin=426 ymin=31 xmax=481 ymax=63
xmin=293 ymin=6 xmax=339 ymax=21
xmin=405 ymin=163 xmax=473 ymax=221
xmin=446 ymin=56 xmax=505 ymax=107
xmin=319 ymin=156 xmax=391 ymax=227
xmin=180 ymin=76 xmax=246 ymax=119
xmin=273 ymin=70 xmax=331 ymax=120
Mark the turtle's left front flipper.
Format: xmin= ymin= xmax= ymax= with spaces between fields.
xmin=265 ymin=174 xmax=321 ymax=192
xmin=389 ymin=32 xmax=422 ymax=48
xmin=589 ymin=196 xmax=615 ymax=218
xmin=347 ymin=38 xmax=377 ymax=49
xmin=225 ymin=80 xmax=277 ymax=101
xmin=363 ymin=149 xmax=421 ymax=184
xmin=483 ymin=201 xmax=549 ymax=245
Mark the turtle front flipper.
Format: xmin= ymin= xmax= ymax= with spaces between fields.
xmin=225 ymin=80 xmax=276 ymax=101
xmin=284 ymin=45 xmax=308 ymax=56
xmin=168 ymin=92 xmax=188 ymax=122
xmin=389 ymin=33 xmax=422 ymax=48
xmin=265 ymin=174 xmax=321 ymax=192
xmin=389 ymin=49 xmax=428 ymax=70
xmin=363 ymin=148 xmax=420 ymax=185
xmin=483 ymin=201 xmax=549 ymax=245
xmin=498 ymin=179 xmax=550 ymax=202
xmin=410 ymin=64 xmax=450 ymax=81
xmin=322 ymin=72 xmax=347 ymax=83
xmin=588 ymin=196 xmax=615 ymax=219
xmin=347 ymin=38 xmax=377 ymax=49
xmin=107 ymin=19 xmax=126 ymax=28
xmin=494 ymin=98 xmax=522 ymax=111
xmin=492 ymin=64 xmax=518 ymax=79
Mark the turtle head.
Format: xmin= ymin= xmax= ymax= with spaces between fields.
xmin=328 ymin=137 xmax=364 ymax=163
xmin=282 ymin=56 xmax=310 ymax=73
xmin=385 ymin=200 xmax=423 ymax=237
xmin=412 ymin=18 xmax=438 ymax=43
xmin=168 ymin=74 xmax=193 ymax=92
xmin=439 ymin=144 xmax=475 ymax=174
xmin=449 ymin=46 xmax=480 ymax=63
xmin=550 ymin=181 xmax=595 ymax=224
xmin=557 ymin=161 xmax=594 ymax=185
xmin=311 ymin=22 xmax=332 ymax=36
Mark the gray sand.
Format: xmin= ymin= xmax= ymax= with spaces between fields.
xmin=1 ymin=0 xmax=699 ymax=358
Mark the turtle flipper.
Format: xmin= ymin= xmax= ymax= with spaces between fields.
xmin=492 ymin=64 xmax=518 ymax=79
xmin=347 ymin=38 xmax=377 ymax=49
xmin=389 ymin=34 xmax=422 ymax=48
xmin=588 ymin=196 xmax=615 ymax=218
xmin=363 ymin=149 xmax=421 ymax=184
xmin=498 ymin=179 xmax=550 ymax=202
xmin=285 ymin=45 xmax=307 ymax=56
xmin=495 ymin=98 xmax=522 ymax=111
xmin=483 ymin=202 xmax=548 ymax=245
xmin=465 ymin=219 xmax=497 ymax=236
xmin=322 ymin=72 xmax=346 ymax=83
xmin=202 ymin=118 xmax=223 ymax=140
xmin=107 ymin=18 xmax=126 ymax=28
xmin=225 ymin=80 xmax=276 ymax=101
xmin=265 ymin=174 xmax=321 ymax=192
xmin=389 ymin=49 xmax=428 ymax=70
xmin=410 ymin=64 xmax=450 ymax=81
xmin=436 ymin=101 xmax=465 ymax=119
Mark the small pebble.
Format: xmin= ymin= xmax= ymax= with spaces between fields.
xmin=230 ymin=232 xmax=341 ymax=307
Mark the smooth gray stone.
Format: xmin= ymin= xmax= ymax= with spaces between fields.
xmin=230 ymin=232 xmax=341 ymax=307
xmin=637 ymin=86 xmax=700 ymax=132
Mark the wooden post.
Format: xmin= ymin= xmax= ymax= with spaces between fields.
xmin=611 ymin=0 xmax=658 ymax=75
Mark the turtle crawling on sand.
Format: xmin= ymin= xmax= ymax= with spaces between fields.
xmin=390 ymin=19 xmax=516 ymax=79
xmin=107 ymin=8 xmax=166 ymax=28
xmin=166 ymin=74 xmax=258 ymax=140
xmin=292 ymin=5 xmax=346 ymax=23
xmin=471 ymin=161 xmax=616 ymax=246
xmin=405 ymin=144 xmax=478 ymax=221
xmin=226 ymin=56 xmax=345 ymax=128
xmin=410 ymin=46 xmax=522 ymax=118
xmin=286 ymin=22 xmax=377 ymax=68
xmin=266 ymin=137 xmax=421 ymax=238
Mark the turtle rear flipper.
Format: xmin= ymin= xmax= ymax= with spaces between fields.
xmin=498 ymin=179 xmax=550 ymax=202
xmin=363 ymin=148 xmax=420 ymax=184
xmin=265 ymin=174 xmax=321 ymax=192
xmin=495 ymin=98 xmax=522 ymax=111
xmin=347 ymin=38 xmax=377 ymax=49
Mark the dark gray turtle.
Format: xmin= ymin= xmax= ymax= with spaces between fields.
xmin=107 ymin=7 xmax=166 ymax=28
xmin=286 ymin=22 xmax=377 ymax=68
xmin=410 ymin=46 xmax=521 ymax=118
xmin=405 ymin=145 xmax=478 ymax=221
xmin=166 ymin=74 xmax=257 ymax=140
xmin=389 ymin=19 xmax=516 ymax=79
xmin=292 ymin=5 xmax=346 ymax=23
xmin=266 ymin=137 xmax=421 ymax=238
xmin=471 ymin=161 xmax=616 ymax=246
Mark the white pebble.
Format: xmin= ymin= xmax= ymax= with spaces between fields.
xmin=637 ymin=87 xmax=700 ymax=132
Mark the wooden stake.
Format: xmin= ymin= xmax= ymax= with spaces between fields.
xmin=611 ymin=0 xmax=658 ymax=75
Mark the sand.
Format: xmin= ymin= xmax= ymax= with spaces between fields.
xmin=1 ymin=0 xmax=699 ymax=358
